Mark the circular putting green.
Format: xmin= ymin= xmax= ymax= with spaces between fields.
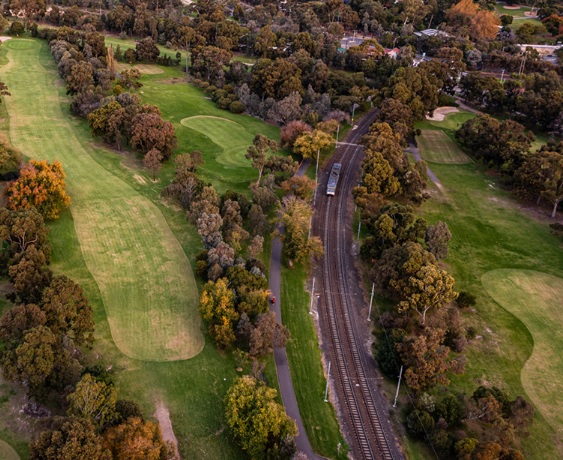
xmin=481 ymin=269 xmax=563 ymax=432
xmin=5 ymin=39 xmax=36 ymax=50
xmin=180 ymin=116 xmax=254 ymax=168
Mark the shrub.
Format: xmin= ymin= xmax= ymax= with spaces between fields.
xmin=229 ymin=101 xmax=245 ymax=114
xmin=457 ymin=291 xmax=476 ymax=308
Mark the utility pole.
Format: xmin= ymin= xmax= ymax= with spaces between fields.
xmin=351 ymin=103 xmax=358 ymax=125
xmin=393 ymin=365 xmax=403 ymax=408
xmin=309 ymin=277 xmax=315 ymax=315
xmin=308 ymin=215 xmax=312 ymax=239
xmin=336 ymin=122 xmax=340 ymax=141
xmin=324 ymin=361 xmax=331 ymax=402
xmin=313 ymin=148 xmax=320 ymax=203
xmin=367 ymin=283 xmax=375 ymax=321
xmin=356 ymin=214 xmax=361 ymax=242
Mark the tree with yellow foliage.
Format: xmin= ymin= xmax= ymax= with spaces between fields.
xmin=292 ymin=129 xmax=335 ymax=161
xmin=199 ymin=277 xmax=238 ymax=349
xmin=225 ymin=376 xmax=297 ymax=459
xmin=5 ymin=159 xmax=70 ymax=220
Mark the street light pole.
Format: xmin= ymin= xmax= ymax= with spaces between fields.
xmin=393 ymin=365 xmax=403 ymax=408
xmin=313 ymin=148 xmax=320 ymax=203
xmin=367 ymin=283 xmax=374 ymax=321
xmin=309 ymin=277 xmax=315 ymax=315
xmin=324 ymin=361 xmax=331 ymax=402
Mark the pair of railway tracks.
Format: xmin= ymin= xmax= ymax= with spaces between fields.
xmin=313 ymin=114 xmax=402 ymax=460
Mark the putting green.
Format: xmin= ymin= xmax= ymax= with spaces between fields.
xmin=1 ymin=39 xmax=203 ymax=361
xmin=0 ymin=440 xmax=19 ymax=460
xmin=481 ymin=269 xmax=563 ymax=431
xmin=417 ymin=130 xmax=471 ymax=164
xmin=181 ymin=116 xmax=255 ymax=168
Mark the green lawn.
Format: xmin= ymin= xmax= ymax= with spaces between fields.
xmin=2 ymin=38 xmax=203 ymax=362
xmin=413 ymin=116 xmax=563 ymax=458
xmin=0 ymin=38 xmax=249 ymax=459
xmin=481 ymin=269 xmax=563 ymax=433
xmin=416 ymin=130 xmax=471 ymax=164
xmin=494 ymin=3 xmax=533 ymax=17
xmin=281 ymin=265 xmax=348 ymax=459
xmin=129 ymin=64 xmax=280 ymax=195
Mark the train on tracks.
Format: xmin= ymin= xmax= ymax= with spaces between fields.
xmin=326 ymin=163 xmax=342 ymax=196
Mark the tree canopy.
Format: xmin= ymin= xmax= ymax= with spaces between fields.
xmin=225 ymin=375 xmax=297 ymax=459
xmin=5 ymin=160 xmax=71 ymax=220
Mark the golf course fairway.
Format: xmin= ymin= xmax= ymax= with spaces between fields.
xmin=1 ymin=38 xmax=203 ymax=361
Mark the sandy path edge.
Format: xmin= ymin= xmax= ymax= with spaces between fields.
xmin=154 ymin=401 xmax=181 ymax=459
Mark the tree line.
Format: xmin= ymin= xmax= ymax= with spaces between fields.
xmin=162 ymin=135 xmax=307 ymax=458
xmin=352 ymin=72 xmax=535 ymax=459
xmin=456 ymin=115 xmax=563 ymax=218
xmin=0 ymin=147 xmax=172 ymax=458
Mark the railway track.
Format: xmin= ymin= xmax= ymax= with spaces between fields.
xmin=313 ymin=113 xmax=402 ymax=460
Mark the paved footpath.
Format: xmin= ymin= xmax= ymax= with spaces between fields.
xmin=407 ymin=141 xmax=443 ymax=189
xmin=269 ymin=160 xmax=324 ymax=460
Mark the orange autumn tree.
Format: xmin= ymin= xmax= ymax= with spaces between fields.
xmin=446 ymin=0 xmax=500 ymax=40
xmin=102 ymin=417 xmax=169 ymax=460
xmin=5 ymin=160 xmax=71 ymax=220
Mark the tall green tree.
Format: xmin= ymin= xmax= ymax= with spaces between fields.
xmin=246 ymin=134 xmax=279 ymax=186
xmin=281 ymin=196 xmax=323 ymax=265
xmin=67 ymin=373 xmax=118 ymax=431
xmin=41 ymin=275 xmax=95 ymax=347
xmin=397 ymin=264 xmax=458 ymax=325
xmin=225 ymin=376 xmax=297 ymax=459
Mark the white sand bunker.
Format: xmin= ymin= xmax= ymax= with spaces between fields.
xmin=427 ymin=106 xmax=459 ymax=121
xmin=0 ymin=36 xmax=12 ymax=42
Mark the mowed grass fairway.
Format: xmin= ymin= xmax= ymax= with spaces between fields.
xmin=415 ymin=112 xmax=563 ymax=457
xmin=0 ymin=440 xmax=19 ymax=460
xmin=1 ymin=39 xmax=203 ymax=361
xmin=481 ymin=270 xmax=563 ymax=432
xmin=416 ymin=129 xmax=471 ymax=164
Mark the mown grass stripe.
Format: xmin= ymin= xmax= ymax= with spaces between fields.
xmin=2 ymin=38 xmax=203 ymax=361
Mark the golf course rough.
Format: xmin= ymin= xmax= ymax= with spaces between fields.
xmin=481 ymin=269 xmax=563 ymax=432
xmin=2 ymin=39 xmax=203 ymax=361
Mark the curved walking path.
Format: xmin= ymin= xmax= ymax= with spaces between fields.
xmin=407 ymin=141 xmax=443 ymax=189
xmin=269 ymin=160 xmax=322 ymax=460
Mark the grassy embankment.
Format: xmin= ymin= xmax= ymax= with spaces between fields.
xmin=401 ymin=111 xmax=563 ymax=459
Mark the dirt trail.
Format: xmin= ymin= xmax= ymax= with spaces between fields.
xmin=154 ymin=402 xmax=180 ymax=460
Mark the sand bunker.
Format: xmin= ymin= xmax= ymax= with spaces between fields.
xmin=426 ymin=106 xmax=459 ymax=121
